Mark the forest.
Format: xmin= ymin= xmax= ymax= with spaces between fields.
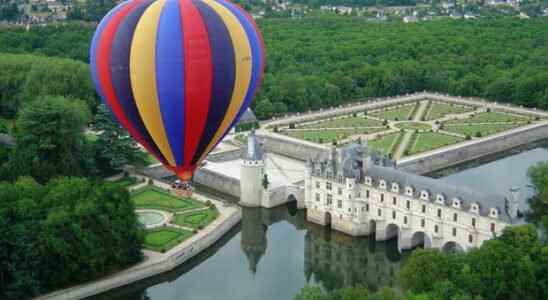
xmin=1 ymin=17 xmax=547 ymax=121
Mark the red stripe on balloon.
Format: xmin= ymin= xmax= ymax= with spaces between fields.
xmin=96 ymin=0 xmax=166 ymax=164
xmin=179 ymin=0 xmax=213 ymax=172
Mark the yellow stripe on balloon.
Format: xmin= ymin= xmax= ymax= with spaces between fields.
xmin=129 ymin=0 xmax=176 ymax=166
xmin=198 ymin=0 xmax=253 ymax=162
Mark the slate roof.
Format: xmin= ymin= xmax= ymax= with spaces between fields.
xmin=243 ymin=130 xmax=264 ymax=161
xmin=237 ymin=108 xmax=258 ymax=124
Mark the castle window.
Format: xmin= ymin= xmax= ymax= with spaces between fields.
xmin=326 ymin=182 xmax=332 ymax=190
xmin=490 ymin=223 xmax=496 ymax=232
xmin=437 ymin=208 xmax=442 ymax=218
xmin=421 ymin=190 xmax=430 ymax=200
xmin=452 ymin=228 xmax=457 ymax=237
xmin=337 ymin=187 xmax=342 ymax=195
xmin=422 ymin=204 xmax=426 ymax=213
xmin=392 ymin=211 xmax=396 ymax=219
xmin=391 ymin=183 xmax=399 ymax=193
xmin=348 ymin=208 xmax=352 ymax=213
xmin=366 ymin=203 xmax=370 ymax=212
xmin=379 ymin=180 xmax=387 ymax=189
xmin=404 ymin=216 xmax=408 ymax=224
xmin=348 ymin=194 xmax=352 ymax=200
xmin=435 ymin=225 xmax=439 ymax=233
xmin=472 ymin=218 xmax=476 ymax=228
xmin=378 ymin=209 xmax=382 ymax=217
xmin=362 ymin=206 xmax=365 ymax=212
xmin=366 ymin=190 xmax=370 ymax=198
xmin=316 ymin=181 xmax=320 ymax=188
xmin=470 ymin=203 xmax=479 ymax=214
xmin=380 ymin=193 xmax=384 ymax=202
xmin=453 ymin=213 xmax=458 ymax=222
xmin=392 ymin=197 xmax=397 ymax=206
xmin=469 ymin=235 xmax=473 ymax=244
xmin=453 ymin=198 xmax=461 ymax=209
xmin=406 ymin=200 xmax=410 ymax=210
xmin=436 ymin=194 xmax=445 ymax=204
xmin=421 ymin=219 xmax=425 ymax=228
xmin=406 ymin=186 xmax=414 ymax=196
xmin=489 ymin=208 xmax=498 ymax=218
xmin=365 ymin=177 xmax=372 ymax=185
xmin=315 ymin=193 xmax=320 ymax=202
xmin=338 ymin=175 xmax=343 ymax=184
xmin=327 ymin=194 xmax=333 ymax=205
xmin=337 ymin=200 xmax=342 ymax=209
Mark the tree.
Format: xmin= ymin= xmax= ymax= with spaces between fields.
xmin=5 ymin=96 xmax=91 ymax=182
xmin=400 ymin=249 xmax=451 ymax=293
xmin=94 ymin=104 xmax=140 ymax=172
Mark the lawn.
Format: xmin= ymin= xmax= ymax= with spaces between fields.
xmin=113 ymin=176 xmax=139 ymax=188
xmin=368 ymin=132 xmax=401 ymax=155
xmin=143 ymin=227 xmax=194 ymax=252
xmin=408 ymin=132 xmax=464 ymax=156
xmin=394 ymin=122 xmax=431 ymax=131
xmin=425 ymin=101 xmax=475 ymax=121
xmin=131 ymin=187 xmax=203 ymax=212
xmin=446 ymin=111 xmax=530 ymax=124
xmin=371 ymin=104 xmax=416 ymax=121
xmin=302 ymin=116 xmax=383 ymax=129
xmin=283 ymin=127 xmax=387 ymax=144
xmin=442 ymin=123 xmax=524 ymax=137
xmin=173 ymin=208 xmax=219 ymax=229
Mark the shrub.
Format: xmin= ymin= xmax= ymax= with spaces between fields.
xmin=198 ymin=225 xmax=204 ymax=230
xmin=148 ymin=178 xmax=154 ymax=185
xmin=205 ymin=200 xmax=212 ymax=206
xmin=382 ymin=120 xmax=388 ymax=126
xmin=332 ymin=140 xmax=337 ymax=146
xmin=475 ymin=131 xmax=482 ymax=138
xmin=289 ymin=123 xmax=295 ymax=129
xmin=465 ymin=135 xmax=471 ymax=140
xmin=273 ymin=125 xmax=279 ymax=133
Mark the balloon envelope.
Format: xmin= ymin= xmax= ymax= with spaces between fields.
xmin=90 ymin=0 xmax=265 ymax=180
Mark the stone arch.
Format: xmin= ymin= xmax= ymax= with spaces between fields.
xmin=368 ymin=219 xmax=377 ymax=238
xmin=385 ymin=223 xmax=400 ymax=241
xmin=441 ymin=241 xmax=464 ymax=253
xmin=410 ymin=231 xmax=432 ymax=249
xmin=325 ymin=211 xmax=332 ymax=227
xmin=286 ymin=195 xmax=297 ymax=216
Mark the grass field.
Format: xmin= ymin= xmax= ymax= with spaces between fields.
xmin=131 ymin=187 xmax=203 ymax=212
xmin=113 ymin=176 xmax=139 ymax=188
xmin=283 ymin=127 xmax=386 ymax=143
xmin=446 ymin=111 xmax=530 ymax=124
xmin=425 ymin=102 xmax=475 ymax=121
xmin=302 ymin=116 xmax=383 ymax=129
xmin=395 ymin=122 xmax=431 ymax=131
xmin=408 ymin=132 xmax=464 ymax=155
xmin=173 ymin=208 xmax=219 ymax=229
xmin=143 ymin=227 xmax=194 ymax=252
xmin=442 ymin=123 xmax=524 ymax=137
xmin=368 ymin=132 xmax=400 ymax=155
xmin=371 ymin=104 xmax=416 ymax=121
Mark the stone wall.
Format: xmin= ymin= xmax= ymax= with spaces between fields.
xmin=207 ymin=148 xmax=241 ymax=162
xmin=193 ymin=167 xmax=241 ymax=198
xmin=256 ymin=132 xmax=330 ymax=161
xmin=398 ymin=122 xmax=548 ymax=175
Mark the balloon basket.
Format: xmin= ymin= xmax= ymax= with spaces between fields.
xmin=171 ymin=180 xmax=194 ymax=198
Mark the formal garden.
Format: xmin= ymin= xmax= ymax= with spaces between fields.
xmin=110 ymin=179 xmax=220 ymax=253
xmin=277 ymin=99 xmax=543 ymax=159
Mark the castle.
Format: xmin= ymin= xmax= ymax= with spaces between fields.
xmin=239 ymin=131 xmax=518 ymax=251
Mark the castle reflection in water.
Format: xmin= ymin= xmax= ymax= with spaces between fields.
xmin=240 ymin=205 xmax=409 ymax=292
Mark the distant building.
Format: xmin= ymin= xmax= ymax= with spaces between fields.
xmin=235 ymin=108 xmax=259 ymax=132
xmin=403 ymin=16 xmax=418 ymax=23
xmin=304 ymin=143 xmax=519 ymax=251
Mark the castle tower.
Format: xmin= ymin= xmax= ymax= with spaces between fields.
xmin=240 ymin=207 xmax=267 ymax=273
xmin=240 ymin=130 xmax=265 ymax=207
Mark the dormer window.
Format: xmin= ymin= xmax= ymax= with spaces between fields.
xmin=420 ymin=190 xmax=430 ymax=201
xmin=405 ymin=186 xmax=414 ymax=197
xmin=470 ymin=203 xmax=479 ymax=214
xmin=379 ymin=180 xmax=387 ymax=190
xmin=436 ymin=194 xmax=445 ymax=204
xmin=365 ymin=177 xmax=372 ymax=186
xmin=489 ymin=208 xmax=498 ymax=218
xmin=391 ymin=183 xmax=399 ymax=193
xmin=452 ymin=198 xmax=461 ymax=209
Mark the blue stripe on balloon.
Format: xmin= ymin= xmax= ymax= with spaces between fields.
xmin=155 ymin=0 xmax=186 ymax=165
xmin=108 ymin=0 xmax=166 ymax=162
xmin=90 ymin=1 xmax=129 ymax=103
xmin=191 ymin=0 xmax=236 ymax=165
xmin=216 ymin=0 xmax=262 ymax=129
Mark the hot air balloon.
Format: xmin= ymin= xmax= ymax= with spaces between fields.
xmin=90 ymin=0 xmax=265 ymax=183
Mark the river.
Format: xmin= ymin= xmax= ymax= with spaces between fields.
xmin=92 ymin=141 xmax=548 ymax=300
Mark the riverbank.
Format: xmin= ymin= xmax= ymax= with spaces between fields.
xmin=34 ymin=189 xmax=242 ymax=300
